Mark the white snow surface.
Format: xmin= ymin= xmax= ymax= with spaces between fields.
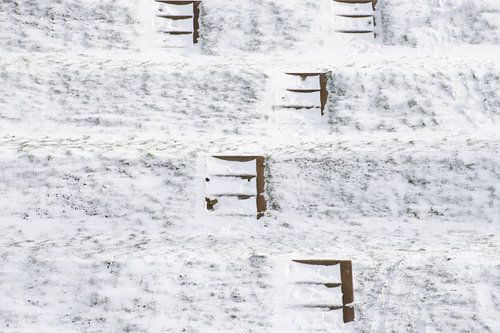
xmin=1 ymin=0 xmax=500 ymax=332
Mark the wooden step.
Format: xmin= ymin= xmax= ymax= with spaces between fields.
xmin=211 ymin=194 xmax=255 ymax=199
xmin=209 ymin=174 xmax=256 ymax=180
xmin=295 ymin=282 xmax=343 ymax=288
xmin=334 ymin=0 xmax=377 ymax=8
xmin=278 ymin=105 xmax=321 ymax=110
xmin=283 ymin=73 xmax=328 ymax=115
xmin=156 ymin=15 xmax=193 ymax=20
xmin=286 ymin=89 xmax=322 ymax=93
xmin=303 ymin=304 xmax=344 ymax=310
xmin=156 ymin=0 xmax=200 ymax=4
xmin=161 ymin=31 xmax=193 ymax=35
xmin=333 ymin=0 xmax=377 ymax=11
xmin=335 ymin=14 xmax=373 ymax=18
xmin=336 ymin=30 xmax=374 ymax=34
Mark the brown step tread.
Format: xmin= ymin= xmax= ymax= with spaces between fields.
xmin=286 ymin=89 xmax=321 ymax=93
xmin=162 ymin=31 xmax=193 ymax=35
xmin=157 ymin=15 xmax=193 ymax=20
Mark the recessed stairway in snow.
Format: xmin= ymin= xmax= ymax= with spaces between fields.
xmin=289 ymin=259 xmax=355 ymax=323
xmin=204 ymin=156 xmax=266 ymax=219
xmin=332 ymin=0 xmax=377 ymax=39
xmin=154 ymin=0 xmax=201 ymax=47
xmin=275 ymin=73 xmax=329 ymax=116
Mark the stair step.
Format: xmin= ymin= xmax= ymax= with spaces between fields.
xmin=156 ymin=15 xmax=193 ymax=20
xmin=156 ymin=0 xmax=199 ymax=4
xmin=286 ymin=89 xmax=322 ymax=93
xmin=336 ymin=30 xmax=374 ymax=33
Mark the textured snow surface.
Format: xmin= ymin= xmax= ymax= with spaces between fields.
xmin=381 ymin=0 xmax=500 ymax=46
xmin=0 ymin=140 xmax=498 ymax=332
xmin=1 ymin=0 xmax=500 ymax=332
xmin=1 ymin=0 xmax=499 ymax=53
xmin=0 ymin=56 xmax=498 ymax=137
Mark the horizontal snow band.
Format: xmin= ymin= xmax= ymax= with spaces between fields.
xmin=279 ymin=91 xmax=321 ymax=107
xmin=154 ymin=16 xmax=194 ymax=32
xmin=206 ymin=176 xmax=257 ymax=196
xmin=161 ymin=33 xmax=194 ymax=47
xmin=206 ymin=157 xmax=257 ymax=176
xmin=208 ymin=196 xmax=257 ymax=215
xmin=157 ymin=3 xmax=194 ymax=16
xmin=283 ymin=75 xmax=321 ymax=90
xmin=287 ymin=284 xmax=343 ymax=307
xmin=332 ymin=1 xmax=374 ymax=16
xmin=287 ymin=262 xmax=342 ymax=284
xmin=333 ymin=16 xmax=374 ymax=32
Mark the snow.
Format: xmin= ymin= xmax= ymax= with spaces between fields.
xmin=284 ymin=74 xmax=321 ymax=90
xmin=206 ymin=177 xmax=257 ymax=196
xmin=155 ymin=18 xmax=193 ymax=33
xmin=279 ymin=90 xmax=322 ymax=107
xmin=207 ymin=196 xmax=257 ymax=216
xmin=333 ymin=16 xmax=375 ymax=33
xmin=157 ymin=2 xmax=194 ymax=17
xmin=380 ymin=0 xmax=500 ymax=46
xmin=0 ymin=0 xmax=499 ymax=332
xmin=332 ymin=2 xmax=374 ymax=17
xmin=271 ymin=258 xmax=348 ymax=332
xmin=205 ymin=157 xmax=259 ymax=216
xmin=288 ymin=284 xmax=343 ymax=306
xmin=286 ymin=261 xmax=342 ymax=284
xmin=206 ymin=157 xmax=257 ymax=176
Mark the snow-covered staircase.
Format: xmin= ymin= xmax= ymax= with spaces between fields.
xmin=204 ymin=156 xmax=266 ymax=219
xmin=276 ymin=73 xmax=329 ymax=115
xmin=289 ymin=260 xmax=355 ymax=323
xmin=154 ymin=0 xmax=201 ymax=47
xmin=332 ymin=0 xmax=376 ymax=38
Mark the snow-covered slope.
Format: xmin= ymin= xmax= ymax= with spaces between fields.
xmin=0 ymin=55 xmax=498 ymax=137
xmin=0 ymin=0 xmax=499 ymax=332
xmin=0 ymin=142 xmax=498 ymax=332
xmin=381 ymin=0 xmax=500 ymax=46
xmin=2 ymin=0 xmax=499 ymax=53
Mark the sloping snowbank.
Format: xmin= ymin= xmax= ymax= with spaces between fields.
xmin=1 ymin=0 xmax=499 ymax=53
xmin=1 ymin=0 xmax=499 ymax=332
xmin=0 ymin=56 xmax=498 ymax=138
xmin=381 ymin=0 xmax=500 ymax=46
xmin=0 ymin=143 xmax=498 ymax=332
